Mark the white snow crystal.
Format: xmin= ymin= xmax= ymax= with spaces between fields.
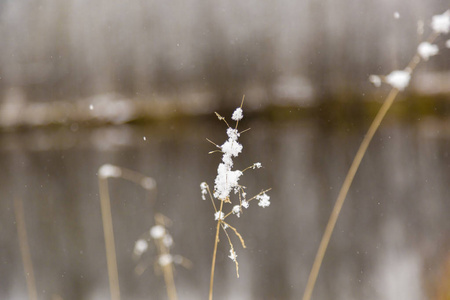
xmin=229 ymin=249 xmax=237 ymax=262
xmin=369 ymin=75 xmax=381 ymax=87
xmin=163 ymin=234 xmax=173 ymax=248
xmin=385 ymin=70 xmax=411 ymax=91
xmin=253 ymin=162 xmax=262 ymax=169
xmin=98 ymin=164 xmax=121 ymax=178
xmin=200 ymin=182 xmax=208 ymax=200
xmin=134 ymin=239 xmax=148 ymax=256
xmin=417 ymin=42 xmax=439 ymax=61
xmin=231 ymin=107 xmax=243 ymax=121
xmin=431 ymin=10 xmax=450 ymax=34
xmin=158 ymin=254 xmax=173 ymax=266
xmin=150 ymin=225 xmax=166 ymax=239
xmin=242 ymin=200 xmax=249 ymax=209
xmin=232 ymin=205 xmax=241 ymax=217
xmin=214 ymin=211 xmax=224 ymax=221
xmin=226 ymin=128 xmax=240 ymax=141
xmin=221 ymin=140 xmax=243 ymax=157
xmin=213 ymin=163 xmax=243 ymax=200
xmin=394 ymin=12 xmax=400 ymax=19
xmin=256 ymin=193 xmax=271 ymax=208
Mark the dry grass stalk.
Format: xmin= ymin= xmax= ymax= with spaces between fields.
xmin=302 ymin=16 xmax=447 ymax=300
xmin=13 ymin=197 xmax=38 ymax=300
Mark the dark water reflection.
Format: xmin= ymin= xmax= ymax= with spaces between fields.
xmin=1 ymin=118 xmax=449 ymax=300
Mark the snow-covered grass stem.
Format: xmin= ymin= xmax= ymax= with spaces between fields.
xmin=302 ymin=15 xmax=448 ymax=300
xmin=202 ymin=97 xmax=271 ymax=300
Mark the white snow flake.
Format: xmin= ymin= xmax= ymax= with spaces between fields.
xmin=385 ymin=70 xmax=411 ymax=91
xmin=134 ymin=239 xmax=148 ymax=256
xmin=256 ymin=193 xmax=271 ymax=208
xmin=150 ymin=225 xmax=166 ymax=239
xmin=417 ymin=42 xmax=439 ymax=61
xmin=431 ymin=10 xmax=450 ymax=34
xmin=228 ymin=249 xmax=237 ymax=262
xmin=158 ymin=254 xmax=173 ymax=266
xmin=231 ymin=107 xmax=243 ymax=121
xmin=369 ymin=75 xmax=381 ymax=87
xmin=200 ymin=182 xmax=208 ymax=200
xmin=446 ymin=40 xmax=450 ymax=48
xmin=98 ymin=164 xmax=122 ymax=178
xmin=242 ymin=200 xmax=249 ymax=209
xmin=232 ymin=205 xmax=241 ymax=217
xmin=214 ymin=211 xmax=224 ymax=221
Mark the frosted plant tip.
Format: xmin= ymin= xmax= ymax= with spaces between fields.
xmin=215 ymin=112 xmax=224 ymax=121
xmin=99 ymin=164 xmax=121 ymax=178
xmin=163 ymin=234 xmax=173 ymax=248
xmin=418 ymin=42 xmax=439 ymax=61
xmin=369 ymin=75 xmax=381 ymax=87
xmin=385 ymin=70 xmax=411 ymax=91
xmin=214 ymin=211 xmax=225 ymax=221
xmin=158 ymin=254 xmax=173 ymax=267
xmin=253 ymin=162 xmax=262 ymax=169
xmin=256 ymin=193 xmax=271 ymax=208
xmin=431 ymin=10 xmax=450 ymax=34
xmin=134 ymin=239 xmax=148 ymax=256
xmin=232 ymin=107 xmax=243 ymax=121
xmin=150 ymin=225 xmax=166 ymax=239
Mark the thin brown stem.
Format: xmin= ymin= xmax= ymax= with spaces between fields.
xmin=14 ymin=197 xmax=38 ymax=300
xmin=209 ymin=200 xmax=224 ymax=300
xmin=302 ymin=31 xmax=440 ymax=300
xmin=99 ymin=177 xmax=121 ymax=300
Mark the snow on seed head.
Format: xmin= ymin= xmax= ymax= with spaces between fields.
xmin=256 ymin=193 xmax=271 ymax=208
xmin=200 ymin=182 xmax=208 ymax=200
xmin=214 ymin=211 xmax=224 ymax=221
xmin=385 ymin=70 xmax=411 ymax=91
xmin=232 ymin=205 xmax=241 ymax=217
xmin=150 ymin=225 xmax=166 ymax=239
xmin=158 ymin=254 xmax=173 ymax=266
xmin=431 ymin=10 xmax=450 ymax=34
xmin=227 ymin=128 xmax=240 ymax=141
xmin=369 ymin=75 xmax=382 ymax=87
xmin=134 ymin=239 xmax=148 ymax=256
xmin=163 ymin=234 xmax=173 ymax=248
xmin=221 ymin=139 xmax=243 ymax=157
xmin=99 ymin=164 xmax=121 ymax=178
xmin=418 ymin=42 xmax=439 ymax=61
xmin=229 ymin=249 xmax=237 ymax=262
xmin=232 ymin=107 xmax=243 ymax=121
xmin=242 ymin=200 xmax=249 ymax=209
xmin=213 ymin=165 xmax=243 ymax=200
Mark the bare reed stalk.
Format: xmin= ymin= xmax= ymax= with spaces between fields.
xmin=98 ymin=164 xmax=156 ymax=300
xmin=209 ymin=200 xmax=223 ymax=300
xmin=302 ymin=31 xmax=440 ymax=300
xmin=98 ymin=177 xmax=121 ymax=300
xmin=13 ymin=197 xmax=38 ymax=300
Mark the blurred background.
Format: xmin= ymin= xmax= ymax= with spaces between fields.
xmin=0 ymin=1 xmax=450 ymax=300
